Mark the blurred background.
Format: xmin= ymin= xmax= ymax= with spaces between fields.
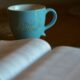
xmin=0 ymin=0 xmax=80 ymax=47
xmin=0 ymin=0 xmax=80 ymax=8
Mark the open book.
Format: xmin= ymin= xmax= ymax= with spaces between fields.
xmin=0 ymin=39 xmax=80 ymax=80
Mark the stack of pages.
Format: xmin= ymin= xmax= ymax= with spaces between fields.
xmin=0 ymin=39 xmax=80 ymax=80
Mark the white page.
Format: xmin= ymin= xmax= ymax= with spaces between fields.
xmin=0 ymin=39 xmax=51 ymax=80
xmin=14 ymin=46 xmax=80 ymax=80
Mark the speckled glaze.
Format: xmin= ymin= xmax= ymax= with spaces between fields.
xmin=8 ymin=4 xmax=57 ymax=39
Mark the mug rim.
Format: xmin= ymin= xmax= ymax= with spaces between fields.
xmin=8 ymin=4 xmax=46 ymax=11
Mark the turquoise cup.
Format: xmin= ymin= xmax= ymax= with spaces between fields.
xmin=8 ymin=4 xmax=57 ymax=39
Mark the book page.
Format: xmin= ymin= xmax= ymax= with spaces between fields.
xmin=14 ymin=46 xmax=80 ymax=80
xmin=0 ymin=39 xmax=51 ymax=80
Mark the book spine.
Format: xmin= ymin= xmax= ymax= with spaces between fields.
xmin=0 ymin=39 xmax=51 ymax=80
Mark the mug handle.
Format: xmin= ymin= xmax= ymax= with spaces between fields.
xmin=45 ymin=8 xmax=57 ymax=30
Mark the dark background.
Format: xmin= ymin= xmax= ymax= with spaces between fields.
xmin=0 ymin=0 xmax=80 ymax=47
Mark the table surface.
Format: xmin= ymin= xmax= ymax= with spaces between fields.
xmin=0 ymin=3 xmax=80 ymax=47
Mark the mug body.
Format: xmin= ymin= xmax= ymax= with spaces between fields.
xmin=8 ymin=4 xmax=46 ymax=39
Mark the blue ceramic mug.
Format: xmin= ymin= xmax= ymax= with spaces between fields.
xmin=8 ymin=4 xmax=57 ymax=39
